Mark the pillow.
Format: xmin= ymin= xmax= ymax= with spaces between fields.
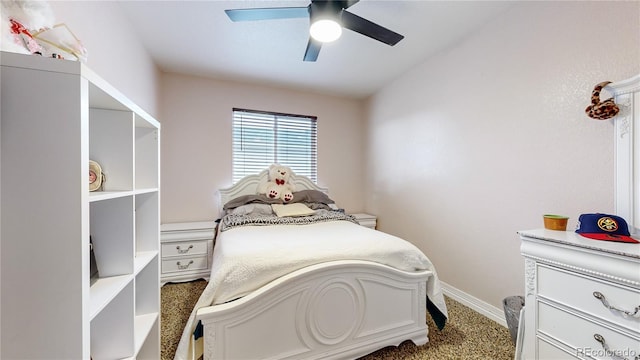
xmin=289 ymin=190 xmax=335 ymax=205
xmin=304 ymin=202 xmax=333 ymax=211
xmin=229 ymin=204 xmax=274 ymax=216
xmin=272 ymin=203 xmax=316 ymax=217
xmin=223 ymin=194 xmax=283 ymax=210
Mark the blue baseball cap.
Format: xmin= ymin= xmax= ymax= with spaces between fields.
xmin=575 ymin=213 xmax=639 ymax=243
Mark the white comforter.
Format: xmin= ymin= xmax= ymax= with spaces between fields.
xmin=174 ymin=220 xmax=447 ymax=360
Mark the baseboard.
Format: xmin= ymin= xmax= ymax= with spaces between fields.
xmin=440 ymin=281 xmax=507 ymax=328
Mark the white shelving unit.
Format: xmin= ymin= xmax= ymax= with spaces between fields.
xmin=1 ymin=51 xmax=161 ymax=359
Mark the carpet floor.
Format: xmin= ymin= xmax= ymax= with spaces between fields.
xmin=161 ymin=279 xmax=515 ymax=360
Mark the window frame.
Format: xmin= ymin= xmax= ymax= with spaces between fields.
xmin=231 ymin=108 xmax=318 ymax=183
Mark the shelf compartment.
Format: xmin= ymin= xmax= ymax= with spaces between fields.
xmin=135 ymin=122 xmax=159 ymax=190
xmin=90 ymin=108 xmax=134 ymax=191
xmin=136 ymin=191 xmax=159 ymax=253
xmin=134 ymin=251 xmax=158 ymax=274
xmin=91 ymin=281 xmax=135 ymax=359
xmin=136 ymin=255 xmax=159 ymax=316
xmin=90 ymin=274 xmax=133 ymax=320
xmin=90 ymin=196 xmax=134 ymax=277
xmin=135 ymin=316 xmax=160 ymax=360
xmin=134 ymin=255 xmax=159 ymax=359
xmin=134 ymin=313 xmax=159 ymax=351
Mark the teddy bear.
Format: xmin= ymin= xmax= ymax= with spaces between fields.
xmin=259 ymin=164 xmax=296 ymax=203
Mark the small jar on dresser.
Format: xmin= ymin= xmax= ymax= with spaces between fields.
xmin=161 ymin=221 xmax=216 ymax=284
xmin=519 ymin=229 xmax=640 ymax=360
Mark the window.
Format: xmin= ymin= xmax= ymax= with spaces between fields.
xmin=232 ymin=108 xmax=317 ymax=183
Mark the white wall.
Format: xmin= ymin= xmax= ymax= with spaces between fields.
xmin=160 ymin=73 xmax=366 ymax=223
xmin=365 ymin=1 xmax=640 ymax=309
xmin=48 ymin=1 xmax=159 ymax=117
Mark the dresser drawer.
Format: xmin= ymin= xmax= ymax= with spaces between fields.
xmin=162 ymin=256 xmax=208 ymax=273
xmin=537 ymin=265 xmax=640 ymax=333
xmin=537 ymin=338 xmax=578 ymax=359
xmin=162 ymin=240 xmax=209 ymax=257
xmin=538 ymin=301 xmax=639 ymax=359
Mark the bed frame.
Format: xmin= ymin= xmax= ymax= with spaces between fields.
xmin=196 ymin=170 xmax=432 ymax=359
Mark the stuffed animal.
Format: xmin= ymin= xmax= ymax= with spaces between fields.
xmin=1 ymin=1 xmax=87 ymax=62
xmin=585 ymin=81 xmax=620 ymax=120
xmin=1 ymin=0 xmax=55 ymax=55
xmin=259 ymin=164 xmax=296 ymax=202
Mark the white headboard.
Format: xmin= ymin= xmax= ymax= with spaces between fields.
xmin=217 ymin=169 xmax=328 ymax=209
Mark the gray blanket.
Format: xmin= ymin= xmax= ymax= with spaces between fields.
xmin=220 ymin=209 xmax=358 ymax=231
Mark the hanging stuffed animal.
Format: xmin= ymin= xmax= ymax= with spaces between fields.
xmin=585 ymin=81 xmax=620 ymax=120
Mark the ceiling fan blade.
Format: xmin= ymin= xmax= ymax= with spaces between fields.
xmin=311 ymin=0 xmax=360 ymax=10
xmin=341 ymin=10 xmax=404 ymax=46
xmin=303 ymin=38 xmax=322 ymax=62
xmin=225 ymin=7 xmax=309 ymax=22
xmin=342 ymin=0 xmax=360 ymax=9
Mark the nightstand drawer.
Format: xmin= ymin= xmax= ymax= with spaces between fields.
xmin=162 ymin=240 xmax=208 ymax=257
xmin=537 ymin=265 xmax=640 ymax=333
xmin=162 ymin=256 xmax=208 ymax=273
xmin=538 ymin=301 xmax=639 ymax=357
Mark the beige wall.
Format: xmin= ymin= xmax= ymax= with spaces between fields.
xmin=159 ymin=73 xmax=366 ymax=222
xmin=48 ymin=1 xmax=160 ymax=118
xmin=365 ymin=1 xmax=640 ymax=309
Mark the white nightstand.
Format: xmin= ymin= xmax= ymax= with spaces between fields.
xmin=351 ymin=213 xmax=377 ymax=229
xmin=161 ymin=221 xmax=216 ymax=284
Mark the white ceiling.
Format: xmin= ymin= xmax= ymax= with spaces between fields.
xmin=118 ymin=1 xmax=512 ymax=99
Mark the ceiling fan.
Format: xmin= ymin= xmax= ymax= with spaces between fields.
xmin=224 ymin=0 xmax=404 ymax=62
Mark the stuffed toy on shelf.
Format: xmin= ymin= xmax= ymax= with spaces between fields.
xmin=1 ymin=0 xmax=87 ymax=62
xmin=1 ymin=0 xmax=54 ymax=55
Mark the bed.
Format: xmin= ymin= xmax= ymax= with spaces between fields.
xmin=174 ymin=170 xmax=448 ymax=360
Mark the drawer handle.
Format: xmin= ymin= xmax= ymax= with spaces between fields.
xmin=593 ymin=333 xmax=639 ymax=360
xmin=177 ymin=260 xmax=194 ymax=270
xmin=593 ymin=291 xmax=640 ymax=317
xmin=176 ymin=245 xmax=194 ymax=254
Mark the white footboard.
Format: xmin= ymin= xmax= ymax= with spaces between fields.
xmin=196 ymin=260 xmax=430 ymax=360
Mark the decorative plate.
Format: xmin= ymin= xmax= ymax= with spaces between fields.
xmin=89 ymin=160 xmax=104 ymax=192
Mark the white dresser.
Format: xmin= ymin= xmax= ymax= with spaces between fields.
xmin=519 ymin=229 xmax=640 ymax=359
xmin=161 ymin=221 xmax=216 ymax=284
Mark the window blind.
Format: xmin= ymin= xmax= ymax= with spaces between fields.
xmin=232 ymin=108 xmax=317 ymax=183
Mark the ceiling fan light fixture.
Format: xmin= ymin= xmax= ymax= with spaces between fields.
xmin=310 ymin=19 xmax=342 ymax=43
